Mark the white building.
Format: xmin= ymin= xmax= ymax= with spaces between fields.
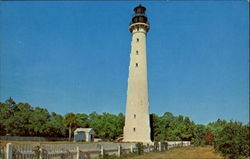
xmin=123 ymin=5 xmax=152 ymax=143
xmin=74 ymin=128 xmax=95 ymax=142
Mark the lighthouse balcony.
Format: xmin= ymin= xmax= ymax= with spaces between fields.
xmin=129 ymin=22 xmax=150 ymax=32
xmin=129 ymin=20 xmax=150 ymax=26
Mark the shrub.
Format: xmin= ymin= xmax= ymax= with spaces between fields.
xmin=136 ymin=142 xmax=144 ymax=155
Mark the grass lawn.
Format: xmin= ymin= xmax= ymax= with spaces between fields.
xmin=123 ymin=146 xmax=223 ymax=159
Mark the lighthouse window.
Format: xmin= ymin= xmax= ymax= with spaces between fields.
xmin=136 ymin=50 xmax=139 ymax=55
xmin=134 ymin=114 xmax=136 ymax=119
xmin=137 ymin=28 xmax=139 ymax=31
xmin=137 ymin=38 xmax=139 ymax=42
xmin=133 ymin=128 xmax=136 ymax=132
xmin=136 ymin=63 xmax=138 ymax=67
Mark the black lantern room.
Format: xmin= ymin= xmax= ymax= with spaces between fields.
xmin=131 ymin=5 xmax=148 ymax=25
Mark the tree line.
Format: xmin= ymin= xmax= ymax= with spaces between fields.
xmin=0 ymin=97 xmax=124 ymax=140
xmin=0 ymin=97 xmax=249 ymax=159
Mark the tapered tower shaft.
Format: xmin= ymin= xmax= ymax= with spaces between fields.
xmin=123 ymin=5 xmax=151 ymax=143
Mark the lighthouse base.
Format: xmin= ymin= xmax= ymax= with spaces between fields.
xmin=123 ymin=125 xmax=152 ymax=143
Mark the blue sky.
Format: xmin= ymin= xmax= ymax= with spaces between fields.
xmin=0 ymin=1 xmax=248 ymax=124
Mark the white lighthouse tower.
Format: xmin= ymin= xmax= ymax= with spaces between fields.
xmin=123 ymin=5 xmax=151 ymax=143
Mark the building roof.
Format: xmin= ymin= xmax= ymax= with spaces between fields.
xmin=74 ymin=128 xmax=95 ymax=134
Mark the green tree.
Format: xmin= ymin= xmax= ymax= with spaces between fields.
xmin=28 ymin=107 xmax=51 ymax=136
xmin=208 ymin=119 xmax=228 ymax=140
xmin=181 ymin=117 xmax=195 ymax=141
xmin=5 ymin=97 xmax=17 ymax=112
xmin=151 ymin=112 xmax=195 ymax=142
xmin=46 ymin=112 xmax=66 ymax=137
xmin=192 ymin=124 xmax=206 ymax=146
xmin=116 ymin=113 xmax=125 ymax=137
xmin=150 ymin=113 xmax=162 ymax=141
xmin=8 ymin=102 xmax=33 ymax=136
xmin=89 ymin=112 xmax=124 ymax=140
xmin=76 ymin=113 xmax=90 ymax=128
xmin=63 ymin=113 xmax=78 ymax=141
xmin=214 ymin=121 xmax=249 ymax=159
xmin=0 ymin=102 xmax=9 ymax=135
xmin=159 ymin=112 xmax=176 ymax=141
xmin=0 ymin=97 xmax=18 ymax=135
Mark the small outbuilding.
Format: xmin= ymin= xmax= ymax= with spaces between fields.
xmin=74 ymin=128 xmax=95 ymax=142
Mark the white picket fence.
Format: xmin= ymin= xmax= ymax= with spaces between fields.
xmin=1 ymin=141 xmax=190 ymax=159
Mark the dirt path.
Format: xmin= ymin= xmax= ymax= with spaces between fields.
xmin=123 ymin=146 xmax=223 ymax=159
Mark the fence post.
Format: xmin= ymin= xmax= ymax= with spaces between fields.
xmin=39 ymin=147 xmax=43 ymax=159
xmin=6 ymin=143 xmax=13 ymax=159
xmin=158 ymin=142 xmax=161 ymax=151
xmin=130 ymin=145 xmax=133 ymax=153
xmin=100 ymin=145 xmax=104 ymax=157
xmin=76 ymin=146 xmax=80 ymax=159
xmin=147 ymin=144 xmax=150 ymax=152
xmin=117 ymin=145 xmax=121 ymax=157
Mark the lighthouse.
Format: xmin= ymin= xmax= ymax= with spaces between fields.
xmin=123 ymin=5 xmax=151 ymax=143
